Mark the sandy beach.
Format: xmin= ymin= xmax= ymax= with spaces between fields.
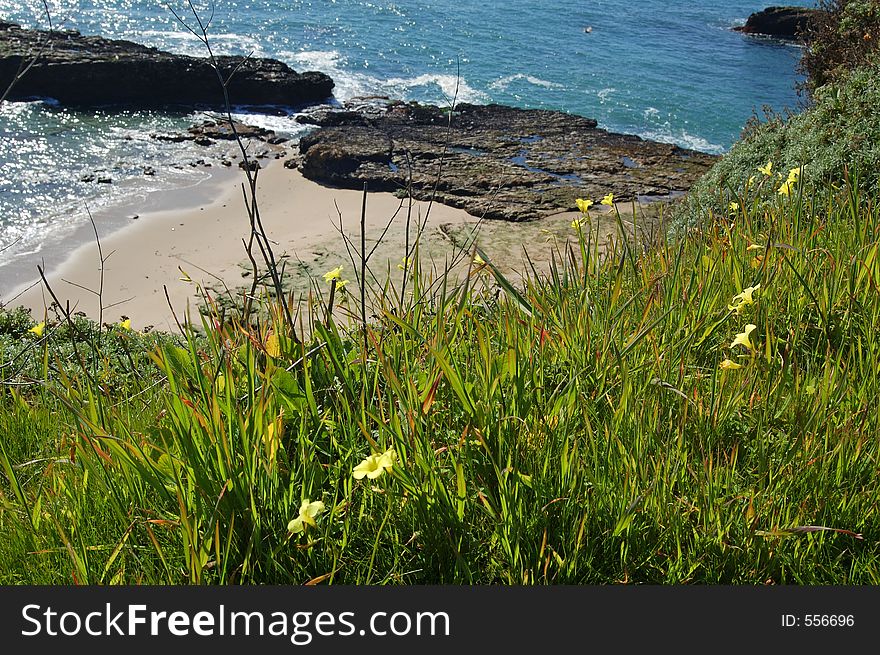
xmin=2 ymin=161 xmax=477 ymax=331
xmin=2 ymin=156 xmax=640 ymax=332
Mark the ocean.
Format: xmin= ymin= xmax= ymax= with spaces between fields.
xmin=0 ymin=0 xmax=814 ymax=292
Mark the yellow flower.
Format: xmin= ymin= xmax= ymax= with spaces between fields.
xmin=747 ymin=175 xmax=756 ymax=186
xmin=571 ymin=217 xmax=586 ymax=229
xmin=719 ymin=359 xmax=743 ymax=370
xmin=746 ymin=243 xmax=765 ymax=251
xmin=778 ymin=181 xmax=793 ymax=196
xmin=118 ymin=319 xmax=131 ymax=331
xmin=397 ymin=257 xmax=411 ymax=271
xmin=473 ymin=253 xmax=486 ymax=266
xmin=287 ymin=499 xmax=325 ymax=534
xmin=28 ymin=322 xmax=45 ymax=337
xmin=353 ymin=448 xmax=397 ymax=480
xmin=787 ymin=166 xmax=802 ymax=184
xmin=730 ymin=324 xmax=757 ymax=351
xmin=728 ymin=284 xmax=760 ymax=315
xmin=353 ymin=454 xmax=382 ymax=479
xmin=601 ymin=193 xmax=614 ymax=206
xmin=336 ymin=279 xmax=350 ymax=290
xmin=758 ymin=160 xmax=773 ymax=176
xmin=728 ymin=201 xmax=739 ymax=211
xmin=322 ymin=266 xmax=343 ymax=283
xmin=575 ymin=198 xmax=594 ymax=213
xmin=376 ymin=447 xmax=397 ymax=469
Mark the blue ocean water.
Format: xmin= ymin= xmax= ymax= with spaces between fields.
xmin=0 ymin=0 xmax=814 ymax=284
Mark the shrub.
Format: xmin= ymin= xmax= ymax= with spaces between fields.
xmin=799 ymin=0 xmax=880 ymax=92
xmin=679 ymin=52 xmax=880 ymax=224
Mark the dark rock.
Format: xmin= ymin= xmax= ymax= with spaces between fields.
xmin=188 ymin=120 xmax=274 ymax=141
xmin=79 ymin=173 xmax=96 ymax=183
xmin=142 ymin=166 xmax=155 ymax=176
xmin=151 ymin=118 xmax=278 ymax=147
xmin=152 ymin=133 xmax=191 ymax=143
xmin=297 ymin=101 xmax=718 ymax=221
xmin=733 ymin=6 xmax=821 ymax=40
xmin=297 ymin=109 xmax=370 ymax=127
xmin=0 ymin=22 xmax=334 ymax=109
xmin=97 ymin=175 xmax=112 ymax=183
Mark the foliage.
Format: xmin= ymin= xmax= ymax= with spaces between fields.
xmin=1 ymin=173 xmax=879 ymax=584
xmin=679 ymin=54 xmax=880 ymax=223
xmin=799 ymin=0 xmax=880 ymax=92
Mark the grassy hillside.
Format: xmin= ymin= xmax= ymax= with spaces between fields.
xmin=2 ymin=171 xmax=879 ymax=583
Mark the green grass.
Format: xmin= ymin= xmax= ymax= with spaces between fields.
xmin=1 ymin=167 xmax=878 ymax=585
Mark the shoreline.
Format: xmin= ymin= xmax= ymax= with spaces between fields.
xmin=2 ymin=159 xmax=487 ymax=332
xmin=2 ymin=153 xmax=640 ymax=333
xmin=0 ymin=166 xmax=239 ymax=301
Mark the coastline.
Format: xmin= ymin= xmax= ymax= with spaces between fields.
xmin=2 ymin=159 xmax=485 ymax=331
xmin=2 ymin=152 xmax=641 ymax=333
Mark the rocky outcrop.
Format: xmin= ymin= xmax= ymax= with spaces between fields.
xmin=295 ymin=100 xmax=717 ymax=221
xmin=734 ymin=6 xmax=821 ymax=40
xmin=0 ymin=22 xmax=334 ymax=109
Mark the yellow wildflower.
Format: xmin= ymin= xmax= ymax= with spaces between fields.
xmin=571 ymin=217 xmax=586 ymax=229
xmin=730 ymin=324 xmax=757 ymax=351
xmin=397 ymin=257 xmax=411 ymax=271
xmin=336 ymin=279 xmax=350 ymax=290
xmin=323 ymin=266 xmax=343 ymax=283
xmin=728 ymin=201 xmax=739 ymax=211
xmin=287 ymin=499 xmax=325 ymax=534
xmin=719 ymin=359 xmax=743 ymax=370
xmin=758 ymin=160 xmax=773 ymax=176
xmin=28 ymin=322 xmax=45 ymax=337
xmin=778 ymin=181 xmax=793 ymax=196
xmin=376 ymin=447 xmax=397 ymax=469
xmin=353 ymin=448 xmax=397 ymax=480
xmin=601 ymin=193 xmax=614 ymax=206
xmin=473 ymin=253 xmax=486 ymax=266
xmin=575 ymin=198 xmax=594 ymax=213
xmin=353 ymin=454 xmax=382 ymax=479
xmin=728 ymin=284 xmax=760 ymax=315
xmin=118 ymin=319 xmax=131 ymax=331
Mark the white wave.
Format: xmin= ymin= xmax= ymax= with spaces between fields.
xmin=12 ymin=243 xmax=43 ymax=257
xmin=383 ymin=73 xmax=490 ymax=105
xmin=638 ymin=126 xmax=725 ymax=155
xmin=597 ymin=87 xmax=616 ymax=103
xmin=280 ymin=50 xmax=489 ymax=105
xmin=643 ymin=107 xmax=661 ymax=119
xmin=489 ymin=74 xmax=563 ymax=91
xmin=227 ymin=108 xmax=314 ymax=138
xmin=280 ymin=50 xmax=376 ymax=100
xmin=287 ymin=50 xmax=345 ymax=71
